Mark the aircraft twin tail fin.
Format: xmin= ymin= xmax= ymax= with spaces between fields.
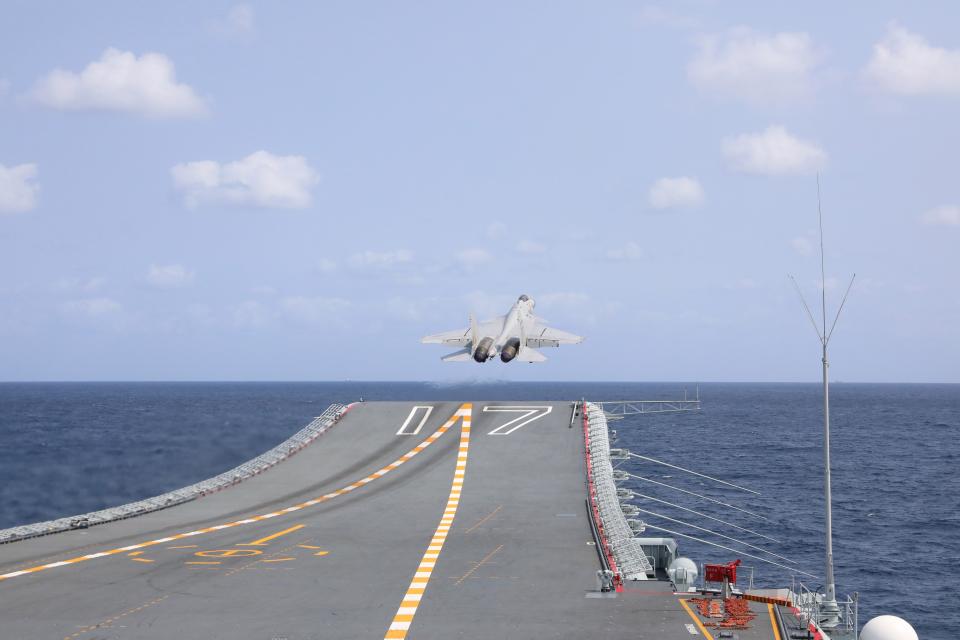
xmin=469 ymin=313 xmax=479 ymax=355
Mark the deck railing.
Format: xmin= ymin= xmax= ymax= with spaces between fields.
xmin=0 ymin=403 xmax=349 ymax=545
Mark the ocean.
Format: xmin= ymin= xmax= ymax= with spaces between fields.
xmin=0 ymin=381 xmax=956 ymax=637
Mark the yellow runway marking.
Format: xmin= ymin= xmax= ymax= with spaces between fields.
xmin=0 ymin=406 xmax=464 ymax=584
xmin=239 ymin=524 xmax=305 ymax=546
xmin=63 ymin=594 xmax=168 ymax=640
xmin=453 ymin=544 xmax=504 ymax=586
xmin=384 ymin=403 xmax=472 ymax=640
xmin=768 ymin=603 xmax=782 ymax=640
xmin=298 ymin=544 xmax=323 ymax=549
xmin=129 ymin=558 xmax=154 ymax=563
xmin=262 ymin=557 xmax=295 ymax=563
xmin=314 ymin=551 xmax=330 ymax=557
xmin=463 ymin=504 xmax=502 ymax=534
xmin=195 ymin=549 xmax=261 ymax=558
xmin=678 ymin=597 xmax=714 ymax=640
xmin=126 ymin=551 xmax=143 ymax=557
xmin=186 ymin=561 xmax=221 ymax=565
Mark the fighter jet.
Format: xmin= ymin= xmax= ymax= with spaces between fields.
xmin=421 ymin=294 xmax=584 ymax=363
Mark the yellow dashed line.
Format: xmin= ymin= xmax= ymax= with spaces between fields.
xmin=62 ymin=594 xmax=168 ymax=640
xmin=463 ymin=504 xmax=502 ymax=534
xmin=384 ymin=403 xmax=472 ymax=640
xmin=0 ymin=407 xmax=462 ymax=584
xmin=453 ymin=544 xmax=503 ymax=586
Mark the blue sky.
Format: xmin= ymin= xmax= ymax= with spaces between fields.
xmin=1 ymin=2 xmax=958 ymax=382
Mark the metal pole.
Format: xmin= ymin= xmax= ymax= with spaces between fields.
xmin=821 ymin=341 xmax=840 ymax=624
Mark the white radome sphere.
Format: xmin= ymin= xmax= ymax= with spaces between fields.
xmin=860 ymin=615 xmax=918 ymax=640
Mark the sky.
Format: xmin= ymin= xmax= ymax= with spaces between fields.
xmin=1 ymin=1 xmax=958 ymax=382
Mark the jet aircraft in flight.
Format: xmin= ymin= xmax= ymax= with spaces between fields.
xmin=421 ymin=294 xmax=584 ymax=363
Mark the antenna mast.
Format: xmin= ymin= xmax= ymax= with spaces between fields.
xmin=790 ymin=175 xmax=855 ymax=631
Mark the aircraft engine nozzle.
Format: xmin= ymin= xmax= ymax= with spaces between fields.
xmin=500 ymin=338 xmax=521 ymax=363
xmin=473 ymin=337 xmax=494 ymax=362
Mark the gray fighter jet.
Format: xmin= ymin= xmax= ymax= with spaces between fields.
xmin=421 ymin=294 xmax=584 ymax=363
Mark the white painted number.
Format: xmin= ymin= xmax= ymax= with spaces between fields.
xmin=396 ymin=405 xmax=434 ymax=435
xmin=483 ymin=406 xmax=552 ymax=435
xmin=685 ymin=623 xmax=699 ymax=635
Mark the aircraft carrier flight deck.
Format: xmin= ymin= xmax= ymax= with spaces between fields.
xmin=0 ymin=401 xmax=800 ymax=639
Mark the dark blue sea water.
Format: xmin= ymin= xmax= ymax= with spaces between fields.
xmin=0 ymin=382 xmax=956 ymax=637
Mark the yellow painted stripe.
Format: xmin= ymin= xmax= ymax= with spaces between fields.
xmin=0 ymin=406 xmax=463 ymax=584
xmin=679 ymin=597 xmax=714 ymax=640
xmin=383 ymin=403 xmax=471 ymax=640
xmin=239 ymin=524 xmax=305 ymax=546
xmin=768 ymin=603 xmax=782 ymax=640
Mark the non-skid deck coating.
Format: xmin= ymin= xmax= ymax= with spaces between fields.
xmin=0 ymin=401 xmax=761 ymax=639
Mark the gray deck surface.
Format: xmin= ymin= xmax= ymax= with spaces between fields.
xmin=0 ymin=401 xmax=774 ymax=639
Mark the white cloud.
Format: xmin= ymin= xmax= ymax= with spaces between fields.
xmin=517 ymin=239 xmax=546 ymax=254
xmin=214 ymin=4 xmax=255 ymax=37
xmin=462 ymin=291 xmax=512 ymax=318
xmin=316 ymin=258 xmax=338 ymax=273
xmin=233 ymin=300 xmax=269 ymax=328
xmin=921 ymin=205 xmax=960 ymax=226
xmin=606 ymin=241 xmax=643 ymax=261
xmin=456 ymin=248 xmax=493 ymax=269
xmin=280 ymin=296 xmax=351 ymax=324
xmin=688 ymin=28 xmax=822 ymax=105
xmin=171 ymin=151 xmax=319 ymax=209
xmin=486 ymin=221 xmax=507 ymax=240
xmin=865 ymin=24 xmax=960 ymax=96
xmin=791 ymin=236 xmax=814 ymax=255
xmin=147 ymin=263 xmax=195 ymax=288
xmin=0 ymin=163 xmax=39 ymax=213
xmin=635 ymin=5 xmax=698 ymax=30
xmin=348 ymin=249 xmax=414 ymax=269
xmin=250 ymin=285 xmax=277 ymax=296
xmin=56 ymin=276 xmax=106 ymax=292
xmin=790 ymin=236 xmax=813 ymax=256
xmin=723 ymin=278 xmax=759 ymax=290
xmin=61 ymin=298 xmax=123 ymax=319
xmin=722 ymin=126 xmax=826 ymax=176
xmin=29 ymin=48 xmax=206 ymax=118
xmin=648 ymin=177 xmax=704 ymax=210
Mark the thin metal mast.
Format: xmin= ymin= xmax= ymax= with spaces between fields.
xmin=790 ymin=176 xmax=855 ymax=629
xmin=817 ymin=176 xmax=839 ymax=623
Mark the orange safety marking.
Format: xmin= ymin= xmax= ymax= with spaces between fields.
xmin=383 ymin=404 xmax=472 ymax=640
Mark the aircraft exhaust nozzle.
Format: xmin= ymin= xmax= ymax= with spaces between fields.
xmin=500 ymin=338 xmax=521 ymax=363
xmin=473 ymin=337 xmax=494 ymax=363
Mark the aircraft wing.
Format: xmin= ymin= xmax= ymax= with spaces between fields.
xmin=421 ymin=327 xmax=471 ymax=346
xmin=525 ymin=322 xmax=584 ymax=348
xmin=421 ymin=317 xmax=504 ymax=345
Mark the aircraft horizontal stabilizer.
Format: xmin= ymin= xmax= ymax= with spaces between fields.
xmin=441 ymin=349 xmax=473 ymax=362
xmin=517 ymin=347 xmax=547 ymax=363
